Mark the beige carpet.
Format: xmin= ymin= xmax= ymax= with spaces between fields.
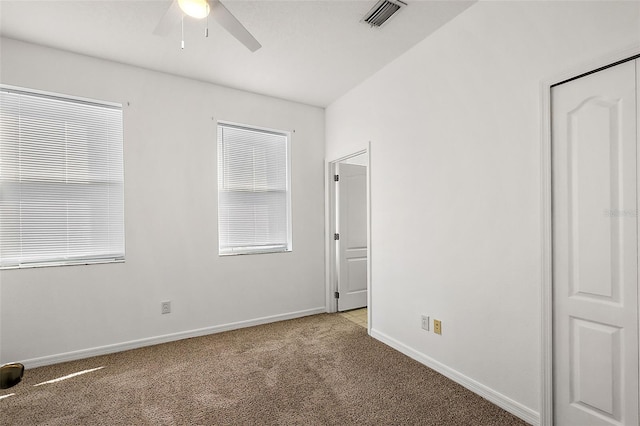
xmin=0 ymin=314 xmax=528 ymax=425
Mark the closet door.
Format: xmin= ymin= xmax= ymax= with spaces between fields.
xmin=552 ymin=59 xmax=639 ymax=425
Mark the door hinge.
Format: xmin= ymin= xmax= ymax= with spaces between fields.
xmin=334 ymin=233 xmax=340 ymax=240
xmin=334 ymin=174 xmax=339 ymax=182
xmin=334 ymin=291 xmax=340 ymax=299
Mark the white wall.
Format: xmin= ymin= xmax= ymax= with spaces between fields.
xmin=0 ymin=38 xmax=326 ymax=365
xmin=326 ymin=1 xmax=640 ymax=423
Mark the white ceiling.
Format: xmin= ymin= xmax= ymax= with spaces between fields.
xmin=0 ymin=0 xmax=474 ymax=107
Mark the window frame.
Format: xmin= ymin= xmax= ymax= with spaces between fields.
xmin=0 ymin=84 xmax=125 ymax=269
xmin=217 ymin=121 xmax=292 ymax=256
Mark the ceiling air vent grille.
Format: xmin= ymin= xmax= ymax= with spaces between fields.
xmin=363 ymin=0 xmax=407 ymax=27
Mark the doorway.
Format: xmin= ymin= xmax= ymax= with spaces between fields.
xmin=328 ymin=150 xmax=370 ymax=321
xmin=549 ymin=57 xmax=639 ymax=425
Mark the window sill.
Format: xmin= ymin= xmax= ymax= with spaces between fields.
xmin=0 ymin=258 xmax=125 ymax=270
xmin=219 ymin=249 xmax=291 ymax=257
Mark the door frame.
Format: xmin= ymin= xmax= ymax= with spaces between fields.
xmin=540 ymin=45 xmax=640 ymax=426
xmin=325 ymin=145 xmax=372 ymax=327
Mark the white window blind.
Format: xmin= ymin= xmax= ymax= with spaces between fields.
xmin=217 ymin=123 xmax=291 ymax=255
xmin=0 ymin=86 xmax=125 ymax=268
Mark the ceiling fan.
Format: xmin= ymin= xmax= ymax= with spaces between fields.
xmin=154 ymin=0 xmax=261 ymax=52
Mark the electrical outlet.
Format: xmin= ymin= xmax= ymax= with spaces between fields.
xmin=161 ymin=301 xmax=171 ymax=315
xmin=421 ymin=315 xmax=430 ymax=331
xmin=434 ymin=319 xmax=442 ymax=335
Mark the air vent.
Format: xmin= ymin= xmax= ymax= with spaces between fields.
xmin=362 ymin=0 xmax=407 ymax=27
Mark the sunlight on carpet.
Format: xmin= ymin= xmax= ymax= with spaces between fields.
xmin=33 ymin=366 xmax=105 ymax=387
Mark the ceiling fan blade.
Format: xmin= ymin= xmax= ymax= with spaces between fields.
xmin=208 ymin=0 xmax=262 ymax=52
xmin=153 ymin=0 xmax=182 ymax=36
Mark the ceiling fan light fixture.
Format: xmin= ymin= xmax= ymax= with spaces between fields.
xmin=178 ymin=0 xmax=210 ymax=19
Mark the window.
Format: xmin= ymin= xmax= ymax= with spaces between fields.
xmin=217 ymin=122 xmax=291 ymax=255
xmin=0 ymin=86 xmax=125 ymax=268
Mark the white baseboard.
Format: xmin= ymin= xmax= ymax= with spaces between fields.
xmin=370 ymin=328 xmax=540 ymax=426
xmin=20 ymin=307 xmax=326 ymax=369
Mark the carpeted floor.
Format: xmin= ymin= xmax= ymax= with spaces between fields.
xmin=1 ymin=314 xmax=528 ymax=425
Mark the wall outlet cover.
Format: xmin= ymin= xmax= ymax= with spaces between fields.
xmin=161 ymin=301 xmax=171 ymax=314
xmin=421 ymin=315 xmax=430 ymax=331
xmin=434 ymin=319 xmax=442 ymax=335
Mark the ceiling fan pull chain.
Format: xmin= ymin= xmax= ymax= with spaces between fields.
xmin=205 ymin=14 xmax=209 ymax=38
xmin=181 ymin=14 xmax=185 ymax=49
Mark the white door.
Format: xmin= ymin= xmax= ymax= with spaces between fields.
xmin=336 ymin=163 xmax=367 ymax=311
xmin=552 ymin=59 xmax=639 ymax=425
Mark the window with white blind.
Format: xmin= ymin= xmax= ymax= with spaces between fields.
xmin=0 ymin=85 xmax=125 ymax=269
xmin=217 ymin=122 xmax=291 ymax=255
